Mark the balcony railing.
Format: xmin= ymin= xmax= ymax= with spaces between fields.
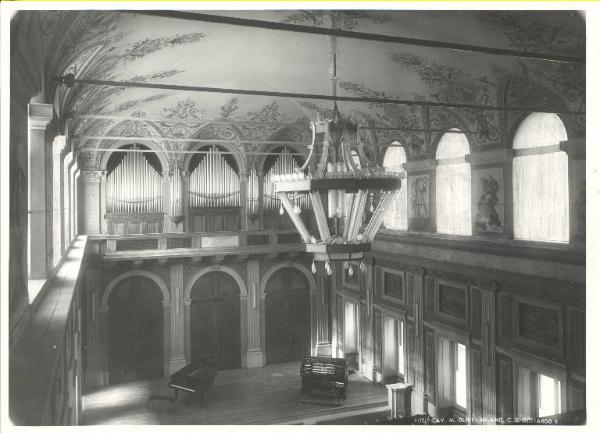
xmin=89 ymin=229 xmax=304 ymax=261
xmin=10 ymin=236 xmax=87 ymax=425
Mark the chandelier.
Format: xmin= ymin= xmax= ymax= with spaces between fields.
xmin=272 ymin=104 xmax=404 ymax=275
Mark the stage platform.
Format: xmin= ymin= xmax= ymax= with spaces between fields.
xmin=81 ymin=361 xmax=388 ymax=425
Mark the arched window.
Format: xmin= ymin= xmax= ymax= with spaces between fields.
xmin=383 ymin=143 xmax=407 ymax=230
xmin=436 ymin=129 xmax=472 ymax=235
xmin=512 ymin=113 xmax=568 ymax=242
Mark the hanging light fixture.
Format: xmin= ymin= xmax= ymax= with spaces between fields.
xmin=272 ymin=16 xmax=405 ymax=265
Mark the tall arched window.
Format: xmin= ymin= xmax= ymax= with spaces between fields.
xmin=436 ymin=129 xmax=472 ymax=235
xmin=383 ymin=143 xmax=407 ymax=230
xmin=512 ymin=113 xmax=568 ymax=242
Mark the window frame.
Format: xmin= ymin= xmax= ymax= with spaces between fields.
xmin=515 ymin=362 xmax=565 ymax=419
xmin=434 ymin=129 xmax=472 ymax=236
xmin=511 ymin=112 xmax=570 ymax=244
xmin=435 ymin=333 xmax=470 ymax=415
xmin=382 ymin=143 xmax=408 ymax=231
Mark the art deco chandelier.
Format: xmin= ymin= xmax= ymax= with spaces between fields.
xmin=272 ymin=103 xmax=404 ymax=275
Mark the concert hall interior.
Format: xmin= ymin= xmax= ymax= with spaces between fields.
xmin=5 ymin=8 xmax=586 ymax=426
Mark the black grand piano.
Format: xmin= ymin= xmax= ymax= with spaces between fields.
xmin=168 ymin=359 xmax=218 ymax=405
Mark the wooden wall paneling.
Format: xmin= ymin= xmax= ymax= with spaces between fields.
xmin=424 ymin=327 xmax=436 ymax=408
xmin=412 ymin=270 xmax=425 ymax=411
xmin=497 ymin=292 xmax=511 ymax=347
xmin=496 ymin=354 xmax=513 ymax=421
xmin=471 ymin=287 xmax=482 ymax=339
xmin=470 ymin=345 xmax=483 ymax=421
xmin=407 ymin=322 xmax=416 ymax=385
xmin=373 ymin=309 xmax=382 ymax=379
xmin=567 ymin=308 xmax=585 ymax=375
xmin=481 ymin=285 xmax=497 ymax=421
xmin=425 ymin=276 xmax=435 ymax=319
xmin=566 ymin=376 xmax=586 ymax=412
xmin=511 ymin=296 xmax=564 ymax=360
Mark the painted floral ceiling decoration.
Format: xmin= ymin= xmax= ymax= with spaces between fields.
xmin=34 ymin=9 xmax=584 ymax=169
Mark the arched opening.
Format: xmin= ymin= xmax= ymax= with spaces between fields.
xmin=435 ymin=129 xmax=472 ymax=235
xmin=107 ymin=276 xmax=164 ymax=385
xmin=512 ymin=112 xmax=569 ymax=242
xmin=382 ymin=143 xmax=407 ymax=230
xmin=105 ymin=143 xmax=164 ymax=234
xmin=188 ymin=145 xmax=241 ymax=232
xmin=189 ymin=271 xmax=242 ymax=369
xmin=265 ymin=267 xmax=311 ymax=364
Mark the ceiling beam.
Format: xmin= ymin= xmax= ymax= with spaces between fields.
xmin=122 ymin=10 xmax=585 ymax=65
xmin=60 ymin=77 xmax=585 ymax=116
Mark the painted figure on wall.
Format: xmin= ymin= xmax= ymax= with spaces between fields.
xmin=475 ymin=174 xmax=503 ymax=233
xmin=410 ymin=176 xmax=429 ymax=218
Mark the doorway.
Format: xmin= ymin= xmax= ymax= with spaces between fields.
xmin=265 ymin=267 xmax=311 ymax=364
xmin=108 ymin=276 xmax=164 ymax=385
xmin=190 ymin=271 xmax=241 ymax=369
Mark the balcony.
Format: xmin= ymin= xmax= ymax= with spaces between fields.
xmin=88 ymin=229 xmax=305 ymax=262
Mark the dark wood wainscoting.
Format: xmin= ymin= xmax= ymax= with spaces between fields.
xmin=265 ymin=268 xmax=310 ymax=364
xmin=108 ymin=277 xmax=164 ymax=385
xmin=190 ymin=272 xmax=241 ymax=369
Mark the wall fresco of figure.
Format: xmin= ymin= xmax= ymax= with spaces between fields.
xmin=473 ymin=167 xmax=504 ymax=234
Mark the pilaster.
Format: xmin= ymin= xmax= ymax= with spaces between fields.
xmin=480 ymin=283 xmax=498 ymax=422
xmin=169 ymin=263 xmax=186 ymax=373
xmin=28 ymin=103 xmax=53 ymax=279
xmin=244 ymin=259 xmax=264 ymax=367
xmin=81 ymin=170 xmax=103 ymax=235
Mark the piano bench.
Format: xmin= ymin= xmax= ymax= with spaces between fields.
xmin=147 ymin=395 xmax=176 ymax=412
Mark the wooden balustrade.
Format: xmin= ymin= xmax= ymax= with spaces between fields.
xmin=10 ymin=236 xmax=87 ymax=425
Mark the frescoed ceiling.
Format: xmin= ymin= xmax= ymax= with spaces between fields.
xmin=35 ymin=9 xmax=585 ymax=170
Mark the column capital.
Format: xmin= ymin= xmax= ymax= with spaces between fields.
xmin=28 ymin=103 xmax=53 ymax=130
xmin=82 ymin=170 xmax=106 ymax=182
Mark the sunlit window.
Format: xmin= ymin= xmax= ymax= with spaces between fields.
xmin=344 ymin=301 xmax=358 ymax=354
xmin=539 ymin=374 xmax=562 ymax=417
xmin=455 ymin=343 xmax=467 ymax=409
xmin=383 ymin=143 xmax=407 ymax=230
xmin=436 ymin=130 xmax=471 ymax=235
xmin=398 ymin=320 xmax=405 ymax=377
xmin=513 ymin=113 xmax=568 ymax=242
xmin=518 ymin=367 xmax=563 ymax=418
xmin=437 ymin=337 xmax=468 ymax=411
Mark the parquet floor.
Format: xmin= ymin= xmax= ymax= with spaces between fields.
xmin=81 ymin=362 xmax=388 ymax=425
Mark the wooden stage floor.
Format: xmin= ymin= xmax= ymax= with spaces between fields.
xmin=81 ymin=361 xmax=388 ymax=425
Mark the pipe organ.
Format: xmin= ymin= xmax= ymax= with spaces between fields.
xmin=247 ymin=168 xmax=259 ymax=215
xmin=189 ymin=146 xmax=240 ymax=208
xmin=263 ymin=148 xmax=310 ymax=212
xmin=171 ymin=168 xmax=183 ymax=217
xmin=106 ymin=150 xmax=163 ymax=213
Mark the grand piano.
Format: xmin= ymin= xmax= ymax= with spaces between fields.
xmin=168 ymin=359 xmax=218 ymax=405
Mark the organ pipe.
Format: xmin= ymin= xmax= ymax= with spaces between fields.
xmin=247 ymin=168 xmax=259 ymax=214
xmin=263 ymin=148 xmax=310 ymax=212
xmin=189 ymin=145 xmax=240 ymax=208
xmin=171 ymin=168 xmax=183 ymax=216
xmin=106 ymin=148 xmax=163 ymax=213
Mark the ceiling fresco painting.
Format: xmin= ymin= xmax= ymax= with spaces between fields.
xmin=36 ymin=10 xmax=584 ymax=171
